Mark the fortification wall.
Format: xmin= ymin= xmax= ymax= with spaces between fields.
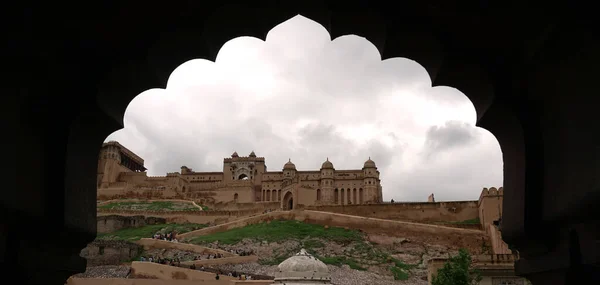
xmin=97 ymin=213 xmax=233 ymax=225
xmin=179 ymin=210 xmax=487 ymax=251
xmin=181 ymin=255 xmax=259 ymax=267
xmin=66 ymin=279 xmax=272 ymax=285
xmin=187 ymin=187 xmax=254 ymax=204
xmin=97 ymin=215 xmax=166 ymax=233
xmin=80 ymin=240 xmax=142 ymax=266
xmin=97 ymin=188 xmax=181 ymax=201
xmin=130 ymin=262 xmax=237 ymax=282
xmin=97 ymin=208 xmax=264 ymax=217
xmin=212 ymin=201 xmax=281 ymax=211
xmin=137 ymin=238 xmax=235 ymax=257
xmin=488 ymin=224 xmax=512 ymax=254
xmin=306 ymin=201 xmax=479 ymax=223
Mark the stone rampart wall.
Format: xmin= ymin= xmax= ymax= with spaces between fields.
xmin=97 ymin=188 xmax=181 ymax=200
xmin=178 ymin=210 xmax=486 ymax=245
xmin=80 ymin=240 xmax=142 ymax=266
xmin=130 ymin=261 xmax=237 ymax=282
xmin=181 ymin=255 xmax=259 ymax=266
xmin=306 ymin=200 xmax=479 ymax=223
xmin=212 ymin=201 xmax=280 ymax=211
xmin=97 ymin=215 xmax=166 ymax=233
xmin=66 ymin=279 xmax=272 ymax=285
xmin=488 ymin=224 xmax=512 ymax=254
xmin=136 ymin=238 xmax=236 ymax=257
xmin=97 ymin=208 xmax=264 ymax=217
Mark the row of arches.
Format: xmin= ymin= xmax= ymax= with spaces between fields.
xmin=263 ymin=189 xmax=282 ymax=202
xmin=334 ymin=188 xmax=364 ymax=205
xmin=262 ymin=188 xmax=365 ymax=204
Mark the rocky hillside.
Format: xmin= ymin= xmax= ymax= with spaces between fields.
xmin=187 ymin=219 xmax=490 ymax=284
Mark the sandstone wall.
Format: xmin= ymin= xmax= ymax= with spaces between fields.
xmin=97 ymin=215 xmax=166 ymax=234
xmin=98 ymin=213 xmax=232 ymax=225
xmin=130 ymin=261 xmax=237 ymax=282
xmin=80 ymin=240 xmax=142 ymax=266
xmin=97 ymin=208 xmax=265 ymax=217
xmin=98 ymin=188 xmax=181 ymax=201
xmin=181 ymin=255 xmax=259 ymax=267
xmin=488 ymin=224 xmax=512 ymax=254
xmin=212 ymin=201 xmax=280 ymax=211
xmin=67 ymin=278 xmax=272 ymax=285
xmin=136 ymin=238 xmax=235 ymax=257
xmin=178 ymin=210 xmax=487 ymax=249
xmin=307 ymin=201 xmax=479 ymax=223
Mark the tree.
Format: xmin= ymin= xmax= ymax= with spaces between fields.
xmin=432 ymin=248 xmax=482 ymax=285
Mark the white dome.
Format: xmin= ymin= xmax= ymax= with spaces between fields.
xmin=274 ymin=249 xmax=332 ymax=283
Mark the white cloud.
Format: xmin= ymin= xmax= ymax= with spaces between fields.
xmin=107 ymin=15 xmax=503 ymax=202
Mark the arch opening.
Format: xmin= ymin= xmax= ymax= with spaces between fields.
xmin=282 ymin=191 xmax=294 ymax=210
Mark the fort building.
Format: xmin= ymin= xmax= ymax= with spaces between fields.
xmin=97 ymin=141 xmax=383 ymax=208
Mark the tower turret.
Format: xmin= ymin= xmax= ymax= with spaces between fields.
xmin=320 ymin=158 xmax=335 ymax=204
xmin=283 ymin=159 xmax=297 ymax=182
xmin=362 ymin=157 xmax=380 ymax=203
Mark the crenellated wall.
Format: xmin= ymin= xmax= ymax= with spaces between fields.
xmin=307 ymin=200 xmax=480 ymax=223
xmin=478 ymin=187 xmax=504 ymax=233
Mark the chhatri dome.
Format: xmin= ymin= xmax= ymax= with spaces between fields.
xmin=283 ymin=158 xmax=297 ymax=170
xmin=363 ymin=157 xmax=377 ymax=168
xmin=273 ymin=249 xmax=332 ymax=284
xmin=321 ymin=158 xmax=334 ymax=169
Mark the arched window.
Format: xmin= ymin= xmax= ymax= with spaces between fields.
xmin=334 ymin=188 xmax=339 ymax=204
xmin=359 ymin=188 xmax=364 ymax=204
xmin=340 ymin=189 xmax=345 ymax=204
xmin=316 ymin=189 xmax=321 ymax=201
xmin=347 ymin=189 xmax=351 ymax=204
xmin=234 ymin=193 xmax=239 ymax=202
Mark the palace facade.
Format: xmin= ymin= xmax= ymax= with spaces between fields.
xmin=97 ymin=141 xmax=383 ymax=209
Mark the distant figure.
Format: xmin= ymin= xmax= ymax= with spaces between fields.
xmin=390 ymin=199 xmax=395 ymax=203
xmin=215 ymin=273 xmax=220 ymax=280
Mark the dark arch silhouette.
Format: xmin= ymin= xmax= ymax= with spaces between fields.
xmin=14 ymin=2 xmax=598 ymax=284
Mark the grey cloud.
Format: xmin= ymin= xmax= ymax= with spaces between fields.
xmin=106 ymin=15 xmax=502 ymax=202
xmin=421 ymin=120 xmax=480 ymax=159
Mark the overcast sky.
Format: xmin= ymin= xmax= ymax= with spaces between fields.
xmin=106 ymin=15 xmax=503 ymax=202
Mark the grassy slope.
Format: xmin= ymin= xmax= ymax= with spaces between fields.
xmin=97 ymin=223 xmax=208 ymax=241
xmin=188 ymin=220 xmax=412 ymax=279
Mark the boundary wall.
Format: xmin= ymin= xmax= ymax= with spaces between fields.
xmin=97 ymin=208 xmax=265 ymax=217
xmin=136 ymin=238 xmax=235 ymax=257
xmin=306 ymin=200 xmax=479 ymax=223
xmin=130 ymin=262 xmax=237 ymax=282
xmin=66 ymin=278 xmax=272 ymax=285
xmin=97 ymin=212 xmax=232 ymax=225
xmin=178 ymin=210 xmax=486 ymax=240
xmin=180 ymin=255 xmax=259 ymax=267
